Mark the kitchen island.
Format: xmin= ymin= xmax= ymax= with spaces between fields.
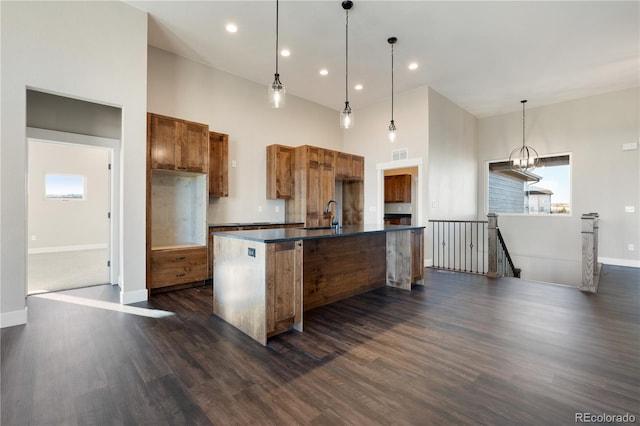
xmin=212 ymin=224 xmax=424 ymax=345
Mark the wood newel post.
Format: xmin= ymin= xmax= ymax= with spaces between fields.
xmin=580 ymin=213 xmax=601 ymax=293
xmin=487 ymin=213 xmax=499 ymax=278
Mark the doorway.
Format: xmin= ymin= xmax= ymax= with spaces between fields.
xmin=376 ymin=158 xmax=424 ymax=226
xmin=27 ymin=140 xmax=112 ymax=294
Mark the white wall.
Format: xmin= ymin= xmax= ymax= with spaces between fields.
xmin=1 ymin=1 xmax=148 ymax=327
xmin=343 ymin=86 xmax=430 ymax=225
xmin=427 ymin=88 xmax=478 ymax=221
xmin=478 ymin=88 xmax=640 ymax=285
xmin=28 ymin=141 xmax=110 ymax=251
xmin=147 ymin=47 xmax=343 ymax=224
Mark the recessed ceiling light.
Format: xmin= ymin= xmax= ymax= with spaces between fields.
xmin=225 ymin=23 xmax=238 ymax=33
xmin=281 ymin=49 xmax=290 ymax=57
xmin=319 ymin=69 xmax=329 ymax=76
xmin=354 ymin=84 xmax=363 ymax=91
xmin=408 ymin=62 xmax=419 ymax=70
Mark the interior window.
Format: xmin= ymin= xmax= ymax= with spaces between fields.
xmin=488 ymin=154 xmax=571 ymax=215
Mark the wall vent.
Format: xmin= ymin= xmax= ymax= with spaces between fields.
xmin=392 ymin=148 xmax=408 ymax=161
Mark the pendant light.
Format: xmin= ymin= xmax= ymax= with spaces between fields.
xmin=387 ymin=37 xmax=397 ymax=143
xmin=509 ymin=100 xmax=539 ymax=172
xmin=340 ymin=1 xmax=354 ymax=129
xmin=268 ymin=0 xmax=285 ymax=108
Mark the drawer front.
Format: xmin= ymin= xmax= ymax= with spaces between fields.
xmin=151 ymin=247 xmax=207 ymax=288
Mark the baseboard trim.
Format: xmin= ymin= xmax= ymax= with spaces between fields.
xmin=600 ymin=257 xmax=640 ymax=268
xmin=120 ymin=289 xmax=148 ymax=305
xmin=1 ymin=307 xmax=28 ymax=328
xmin=29 ymin=243 xmax=108 ymax=254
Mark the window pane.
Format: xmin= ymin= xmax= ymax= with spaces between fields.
xmin=488 ymin=155 xmax=570 ymax=215
xmin=45 ymin=174 xmax=85 ymax=199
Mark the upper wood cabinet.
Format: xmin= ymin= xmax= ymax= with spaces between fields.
xmin=384 ymin=174 xmax=412 ymax=203
xmin=266 ymin=144 xmax=295 ymax=200
xmin=335 ymin=152 xmax=364 ymax=181
xmin=148 ymin=113 xmax=209 ymax=173
xmin=209 ymin=132 xmax=229 ymax=198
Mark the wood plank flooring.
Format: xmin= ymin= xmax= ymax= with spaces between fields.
xmin=2 ymin=266 xmax=638 ymax=425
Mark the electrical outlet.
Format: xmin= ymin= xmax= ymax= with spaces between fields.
xmin=258 ymin=205 xmax=262 ymax=212
xmin=628 ymin=244 xmax=635 ymax=252
xmin=231 ymin=160 xmax=237 ymax=168
xmin=31 ymin=235 xmax=36 ymax=241
xmin=248 ymin=247 xmax=256 ymax=257
xmin=275 ymin=205 xmax=280 ymax=213
xmin=625 ymin=206 xmax=635 ymax=213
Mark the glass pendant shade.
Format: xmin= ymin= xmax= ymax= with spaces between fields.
xmin=340 ymin=102 xmax=353 ymax=129
xmin=388 ymin=120 xmax=397 ymax=143
xmin=269 ymin=73 xmax=286 ymax=109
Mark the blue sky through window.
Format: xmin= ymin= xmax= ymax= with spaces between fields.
xmin=45 ymin=174 xmax=85 ymax=199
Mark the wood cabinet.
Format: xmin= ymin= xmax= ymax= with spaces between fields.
xmin=286 ymin=146 xmax=335 ymax=227
xmin=266 ymin=240 xmax=303 ymax=338
xmin=148 ymin=113 xmax=209 ymax=173
xmin=266 ymin=144 xmax=295 ymax=199
xmin=150 ymin=246 xmax=207 ymax=289
xmin=209 ymin=132 xmax=228 ymax=198
xmin=336 ymin=152 xmax=364 ymax=181
xmin=384 ymin=174 xmax=412 ymax=203
xmin=213 ymin=236 xmax=303 ymax=345
xmin=411 ymin=228 xmax=424 ymax=283
xmin=147 ymin=112 xmax=209 ymax=293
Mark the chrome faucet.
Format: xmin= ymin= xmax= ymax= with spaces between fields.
xmin=324 ymin=199 xmax=340 ymax=231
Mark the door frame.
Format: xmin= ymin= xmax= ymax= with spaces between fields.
xmin=375 ymin=157 xmax=424 ymax=227
xmin=27 ymin=127 xmax=121 ymax=286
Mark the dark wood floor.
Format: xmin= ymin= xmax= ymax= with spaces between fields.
xmin=2 ymin=266 xmax=638 ymax=425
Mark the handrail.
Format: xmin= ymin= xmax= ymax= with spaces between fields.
xmin=497 ymin=228 xmax=520 ymax=278
xmin=430 ymin=214 xmax=520 ymax=279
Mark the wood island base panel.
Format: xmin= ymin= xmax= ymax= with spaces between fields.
xmin=213 ymin=225 xmax=424 ymax=345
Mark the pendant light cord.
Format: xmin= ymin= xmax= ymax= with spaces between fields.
xmin=345 ymin=8 xmax=349 ymax=104
xmin=275 ymin=0 xmax=279 ymax=76
xmin=522 ymin=100 xmax=526 ymax=148
xmin=391 ymin=42 xmax=394 ymax=121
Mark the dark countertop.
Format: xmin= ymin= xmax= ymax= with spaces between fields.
xmin=209 ymin=222 xmax=303 ymax=228
xmin=212 ymin=224 xmax=425 ymax=243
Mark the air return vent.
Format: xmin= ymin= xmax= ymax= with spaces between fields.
xmin=392 ymin=148 xmax=408 ymax=161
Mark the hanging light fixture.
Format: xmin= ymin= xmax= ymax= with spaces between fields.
xmin=340 ymin=1 xmax=354 ymax=129
xmin=268 ymin=0 xmax=286 ymax=108
xmin=387 ymin=36 xmax=397 ymax=143
xmin=509 ymin=100 xmax=539 ymax=172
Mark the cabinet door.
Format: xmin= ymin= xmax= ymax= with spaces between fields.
xmin=335 ymin=152 xmax=350 ymax=179
xmin=177 ymin=121 xmax=209 ymax=173
xmin=411 ymin=229 xmax=424 ymax=282
xmin=148 ymin=114 xmax=179 ymax=170
xmin=350 ymin=155 xmax=364 ymax=181
xmin=319 ymin=149 xmax=335 ymax=227
xmin=150 ymin=246 xmax=208 ymax=289
xmin=266 ymin=240 xmax=303 ymax=337
xmin=305 ymin=147 xmax=321 ymax=227
xmin=384 ymin=176 xmax=395 ymax=202
xmin=266 ymin=145 xmax=294 ymax=199
xmin=209 ymin=132 xmax=229 ymax=197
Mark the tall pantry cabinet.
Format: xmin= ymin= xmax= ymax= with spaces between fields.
xmin=147 ymin=113 xmax=209 ymax=292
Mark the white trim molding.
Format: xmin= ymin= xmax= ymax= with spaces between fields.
xmin=599 ymin=257 xmax=640 ymax=268
xmin=120 ymin=289 xmax=148 ymax=305
xmin=1 ymin=308 xmax=28 ymax=328
xmin=28 ymin=243 xmax=108 ymax=254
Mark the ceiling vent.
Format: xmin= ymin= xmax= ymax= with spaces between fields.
xmin=392 ymin=148 xmax=408 ymax=161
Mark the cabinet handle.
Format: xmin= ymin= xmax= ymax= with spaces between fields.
xmin=176 ymin=256 xmax=186 ymax=260
xmin=176 ymin=273 xmax=186 ymax=277
xmin=177 ymin=167 xmax=186 ymax=170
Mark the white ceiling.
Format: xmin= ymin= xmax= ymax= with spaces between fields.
xmin=125 ymin=1 xmax=639 ymax=118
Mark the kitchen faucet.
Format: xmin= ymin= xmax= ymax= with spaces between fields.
xmin=324 ymin=199 xmax=340 ymax=231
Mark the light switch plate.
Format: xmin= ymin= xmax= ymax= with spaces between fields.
xmin=625 ymin=206 xmax=635 ymax=213
xmin=628 ymin=244 xmax=635 ymax=252
xmin=622 ymin=142 xmax=638 ymax=151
